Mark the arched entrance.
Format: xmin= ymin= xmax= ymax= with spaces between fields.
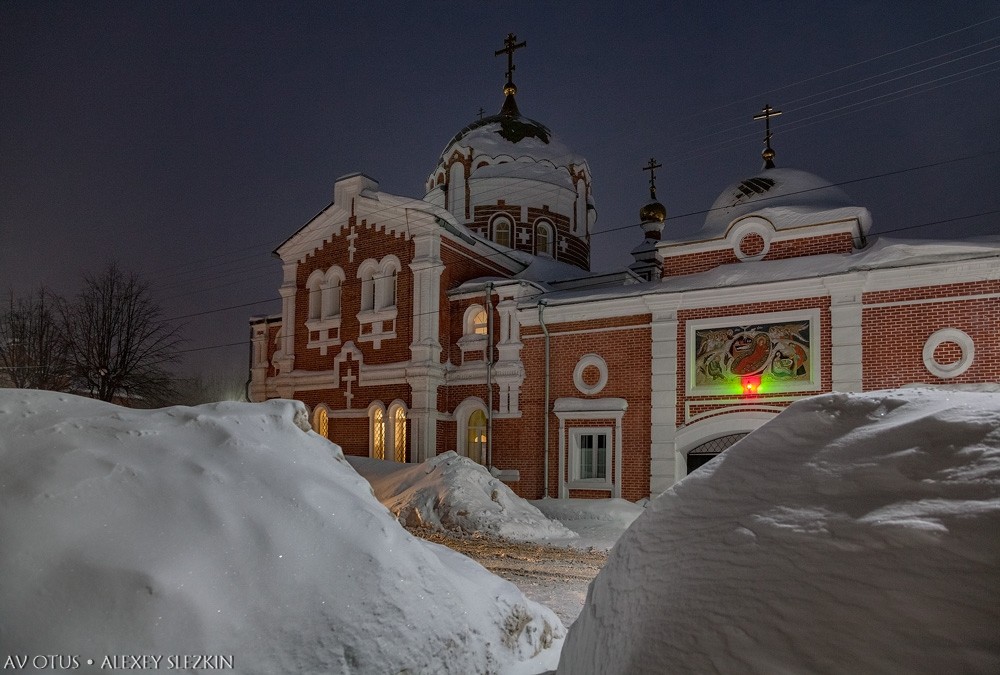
xmin=686 ymin=433 xmax=747 ymax=474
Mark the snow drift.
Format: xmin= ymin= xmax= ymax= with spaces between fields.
xmin=559 ymin=389 xmax=1000 ymax=674
xmin=349 ymin=452 xmax=577 ymax=542
xmin=0 ymin=391 xmax=563 ymax=674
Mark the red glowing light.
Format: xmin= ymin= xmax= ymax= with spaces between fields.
xmin=741 ymin=375 xmax=761 ymax=395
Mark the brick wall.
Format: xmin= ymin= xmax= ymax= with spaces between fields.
xmin=862 ymin=280 xmax=1000 ymax=389
xmin=518 ymin=314 xmax=652 ymax=501
xmin=295 ymin=217 xmax=414 ymax=370
xmin=665 ymin=231 xmax=856 ymax=277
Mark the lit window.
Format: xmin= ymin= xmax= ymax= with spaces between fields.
xmin=313 ymin=407 xmax=329 ymax=438
xmin=393 ymin=406 xmax=406 ymax=463
xmin=467 ymin=409 xmax=487 ymax=465
xmin=372 ymin=407 xmax=385 ymax=460
xmin=471 ymin=308 xmax=487 ymax=335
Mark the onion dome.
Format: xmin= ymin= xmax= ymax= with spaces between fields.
xmin=639 ymin=157 xmax=666 ymax=240
xmin=422 ymin=33 xmax=596 ymax=271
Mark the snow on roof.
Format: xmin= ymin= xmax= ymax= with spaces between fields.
xmin=529 ymin=236 xmax=1000 ymax=306
xmin=434 ymin=115 xmax=584 ymax=172
xmin=0 ymin=391 xmax=563 ymax=672
xmin=558 ymin=389 xmax=1000 ymax=674
xmin=347 ymin=452 xmax=577 ymax=542
xmin=471 ymin=160 xmax=578 ymax=191
xmin=699 ymin=167 xmax=866 ymax=237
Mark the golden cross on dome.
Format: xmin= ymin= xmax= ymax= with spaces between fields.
xmin=753 ymin=104 xmax=783 ymax=169
xmin=495 ymin=33 xmax=526 ymax=88
xmin=643 ymin=157 xmax=662 ymax=200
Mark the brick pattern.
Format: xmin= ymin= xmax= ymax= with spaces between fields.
xmin=862 ymin=281 xmax=1000 ymax=389
xmin=739 ymin=232 xmax=766 ymax=257
xmin=665 ymin=231 xmax=856 ymax=277
xmin=294 ymin=217 xmax=413 ymax=370
xmin=518 ymin=315 xmax=653 ymax=502
xmin=678 ymin=297 xmax=832 ymax=426
xmin=472 ymin=201 xmax=590 ymax=271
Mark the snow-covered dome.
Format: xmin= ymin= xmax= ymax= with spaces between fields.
xmin=703 ymin=167 xmax=861 ymax=236
xmin=423 ymin=93 xmax=597 ymax=271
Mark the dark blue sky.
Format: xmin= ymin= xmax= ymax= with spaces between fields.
xmin=2 ymin=2 xmax=998 ymax=380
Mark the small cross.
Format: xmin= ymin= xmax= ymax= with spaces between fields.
xmin=753 ymin=104 xmax=783 ymax=168
xmin=495 ymin=33 xmax=526 ymax=85
xmin=478 ymin=107 xmax=485 ymax=120
xmin=342 ymin=366 xmax=356 ymax=408
xmin=642 ymin=157 xmax=662 ymax=200
xmin=346 ymin=225 xmax=358 ymax=263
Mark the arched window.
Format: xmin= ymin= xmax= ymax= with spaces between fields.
xmin=312 ymin=406 xmax=329 ymax=438
xmin=390 ymin=403 xmax=407 ymax=463
xmin=467 ymin=409 xmax=487 ymax=465
xmin=370 ymin=404 xmax=386 ymax=460
xmin=455 ymin=398 xmax=489 ymax=466
xmin=358 ymin=259 xmax=378 ymax=312
xmin=464 ymin=304 xmax=488 ymax=336
xmin=322 ymin=267 xmax=344 ymax=318
xmin=535 ymin=220 xmax=554 ymax=256
xmin=492 ymin=216 xmax=512 ymax=248
xmin=306 ymin=269 xmax=324 ymax=320
xmin=371 ymin=401 xmax=408 ymax=462
xmin=375 ymin=255 xmax=401 ymax=311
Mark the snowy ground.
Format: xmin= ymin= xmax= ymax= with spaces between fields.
xmin=0 ymin=391 xmax=564 ymax=674
xmin=4 ymin=388 xmax=997 ymax=674
xmin=347 ymin=454 xmax=643 ymax=628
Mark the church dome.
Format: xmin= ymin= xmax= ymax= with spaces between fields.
xmin=424 ymin=103 xmax=596 ymax=271
xmin=702 ymin=167 xmax=856 ymax=236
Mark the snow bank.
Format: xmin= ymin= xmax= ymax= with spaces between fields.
xmin=349 ymin=452 xmax=577 ymax=542
xmin=0 ymin=391 xmax=563 ymax=674
xmin=531 ymin=498 xmax=644 ymax=551
xmin=559 ymin=390 xmax=1000 ymax=674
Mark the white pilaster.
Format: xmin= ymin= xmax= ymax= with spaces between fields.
xmin=824 ymin=275 xmax=865 ymax=392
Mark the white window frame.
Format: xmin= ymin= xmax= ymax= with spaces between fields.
xmin=554 ymin=397 xmax=627 ymax=498
xmin=357 ymin=256 xmax=399 ymax=349
xmin=368 ymin=402 xmax=387 ymax=460
xmin=387 ymin=400 xmax=408 ymax=463
xmin=535 ymin=219 xmax=554 ymax=257
xmin=569 ymin=427 xmax=612 ymax=489
xmin=306 ymin=266 xmax=344 ymax=355
xmin=457 ymin=303 xmax=489 ymax=364
xmin=369 ymin=400 xmax=408 ymax=462
xmin=492 ymin=215 xmax=513 ymax=248
xmin=454 ymin=397 xmax=488 ymax=465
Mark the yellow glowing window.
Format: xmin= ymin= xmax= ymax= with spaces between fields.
xmin=373 ymin=408 xmax=385 ymax=460
xmin=471 ymin=309 xmax=488 ymax=335
xmin=393 ymin=407 xmax=406 ymax=463
xmin=313 ymin=407 xmax=329 ymax=438
xmin=467 ymin=409 xmax=487 ymax=465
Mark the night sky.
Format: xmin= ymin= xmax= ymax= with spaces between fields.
xmin=2 ymin=2 xmax=998 ymax=382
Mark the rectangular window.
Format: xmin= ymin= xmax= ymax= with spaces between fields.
xmin=572 ymin=428 xmax=610 ymax=485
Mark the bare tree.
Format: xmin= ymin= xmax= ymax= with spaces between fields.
xmin=0 ymin=288 xmax=70 ymax=390
xmin=61 ymin=263 xmax=184 ymax=406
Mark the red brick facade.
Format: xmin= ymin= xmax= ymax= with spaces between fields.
xmin=252 ymin=174 xmax=1000 ymax=502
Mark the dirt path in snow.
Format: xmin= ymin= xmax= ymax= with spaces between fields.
xmin=409 ymin=528 xmax=607 ymax=626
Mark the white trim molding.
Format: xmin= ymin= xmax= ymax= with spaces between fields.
xmin=553 ymin=397 xmax=627 ymax=499
xmin=923 ymin=328 xmax=975 ymax=379
xmin=573 ymin=353 xmax=609 ymax=395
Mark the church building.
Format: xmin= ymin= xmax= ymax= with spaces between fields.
xmin=250 ymin=35 xmax=1000 ymax=501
